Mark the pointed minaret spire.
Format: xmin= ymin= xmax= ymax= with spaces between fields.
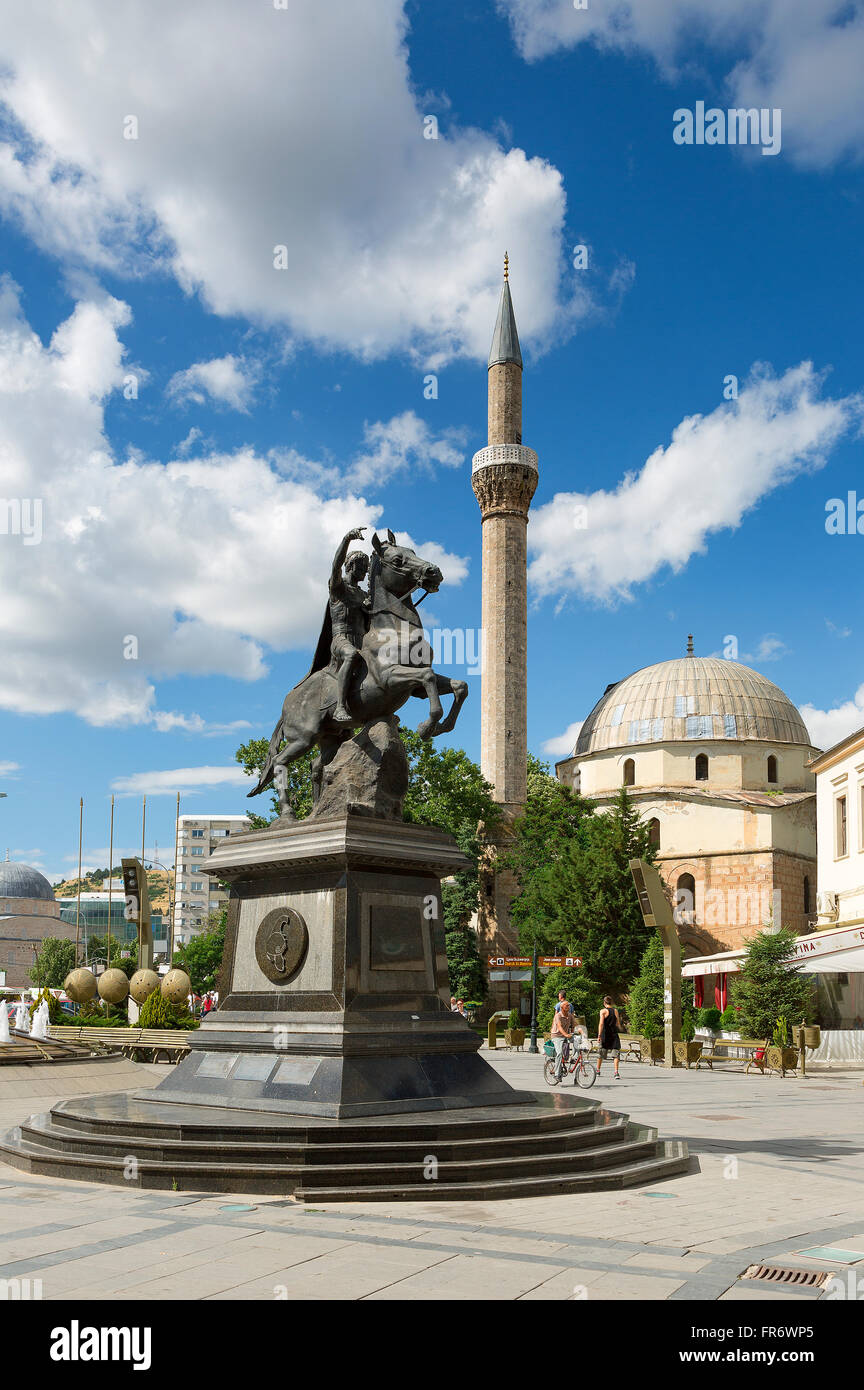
xmin=488 ymin=256 xmax=522 ymax=370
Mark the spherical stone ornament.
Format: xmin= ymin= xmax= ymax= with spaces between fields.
xmin=161 ymin=968 xmax=192 ymax=1005
xmin=64 ymin=967 xmax=98 ymax=1003
xmin=254 ymin=907 xmax=309 ymax=985
xmin=129 ymin=968 xmax=160 ymax=1004
xmin=98 ymin=968 xmax=130 ymax=1004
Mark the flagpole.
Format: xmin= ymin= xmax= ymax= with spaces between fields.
xmin=107 ymin=794 xmax=115 ymax=968
xmin=139 ymin=796 xmax=146 ymax=965
xmin=75 ymin=798 xmax=83 ymax=967
xmin=170 ymin=792 xmax=180 ymax=963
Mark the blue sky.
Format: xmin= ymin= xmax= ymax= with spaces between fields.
xmin=0 ymin=0 xmax=862 ymax=882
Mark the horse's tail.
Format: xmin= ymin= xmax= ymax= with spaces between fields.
xmin=246 ymin=713 xmax=285 ymax=798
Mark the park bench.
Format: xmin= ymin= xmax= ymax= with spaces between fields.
xmin=50 ymin=1025 xmax=191 ymax=1063
xmin=694 ymin=1038 xmax=769 ymax=1073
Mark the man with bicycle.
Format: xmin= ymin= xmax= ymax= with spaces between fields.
xmin=550 ymin=998 xmax=575 ymax=1081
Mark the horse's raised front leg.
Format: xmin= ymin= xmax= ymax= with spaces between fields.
xmin=433 ymin=674 xmax=468 ymax=735
xmin=415 ymin=666 xmax=445 ymax=740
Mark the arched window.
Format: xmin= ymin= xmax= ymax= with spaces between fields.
xmin=648 ymin=818 xmax=660 ymax=849
xmin=767 ymin=754 xmax=778 ymax=783
xmin=623 ymin=758 xmax=635 ymax=787
xmin=675 ymin=871 xmax=696 ymax=926
xmin=803 ymin=876 xmax=811 ymax=915
xmin=695 ymin=753 xmax=709 ymax=781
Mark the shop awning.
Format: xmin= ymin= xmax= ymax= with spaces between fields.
xmin=682 ymin=922 xmax=864 ymax=977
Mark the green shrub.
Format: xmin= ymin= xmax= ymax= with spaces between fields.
xmin=732 ymin=928 xmax=812 ymax=1040
xmin=698 ymin=1006 xmax=722 ymax=1031
xmin=137 ymin=989 xmax=197 ymax=1030
xmin=507 ymin=1008 xmax=519 ymax=1030
xmin=680 ymin=1009 xmax=696 ymax=1043
xmin=28 ymin=987 xmax=63 ymax=1025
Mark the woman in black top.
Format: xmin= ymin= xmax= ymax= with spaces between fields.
xmin=597 ymin=995 xmax=622 ymax=1079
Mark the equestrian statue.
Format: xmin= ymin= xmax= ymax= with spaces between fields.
xmin=247 ymin=527 xmax=468 ymax=819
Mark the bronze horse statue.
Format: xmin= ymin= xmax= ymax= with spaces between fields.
xmin=248 ymin=530 xmax=468 ymax=817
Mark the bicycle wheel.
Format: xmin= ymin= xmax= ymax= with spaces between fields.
xmin=574 ymin=1057 xmax=597 ymax=1088
xmin=543 ymin=1057 xmax=560 ymax=1086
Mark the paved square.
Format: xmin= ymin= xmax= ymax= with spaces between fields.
xmin=1 ymin=1051 xmax=862 ymax=1301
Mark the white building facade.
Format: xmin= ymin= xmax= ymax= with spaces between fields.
xmin=173 ymin=814 xmax=250 ymax=945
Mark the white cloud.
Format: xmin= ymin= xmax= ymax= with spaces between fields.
xmin=0 ymin=761 xmax=20 ymax=776
xmin=0 ymin=0 xmax=594 ymax=361
xmin=528 ymin=363 xmax=862 ymax=603
xmin=0 ymin=282 xmax=467 ymax=726
xmin=541 ymin=721 xmax=583 ymax=758
xmin=743 ymin=634 xmax=789 ymax=663
xmin=498 ymin=0 xmax=864 ymax=167
xmin=799 ymin=685 xmax=864 ymax=751
xmin=111 ymin=766 xmax=254 ymax=796
xmin=826 ymin=619 xmax=852 ymax=639
xmin=167 ymin=355 xmax=259 ymax=412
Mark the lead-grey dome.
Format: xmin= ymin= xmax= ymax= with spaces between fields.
xmin=576 ymin=657 xmax=812 ymax=756
xmin=0 ymin=861 xmax=55 ymax=901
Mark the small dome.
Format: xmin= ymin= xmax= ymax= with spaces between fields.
xmin=0 ymin=861 xmax=56 ymax=901
xmin=576 ymin=656 xmax=812 ymax=756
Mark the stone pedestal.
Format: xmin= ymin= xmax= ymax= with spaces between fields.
xmin=147 ymin=815 xmax=527 ymax=1118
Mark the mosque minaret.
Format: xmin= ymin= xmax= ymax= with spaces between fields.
xmin=472 ymin=256 xmax=538 ymax=957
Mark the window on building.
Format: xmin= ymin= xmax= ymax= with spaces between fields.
xmin=191 ymin=881 xmax=204 ymax=890
xmin=191 ymin=848 xmax=204 ymax=856
xmin=648 ymin=818 xmax=660 ymax=849
xmin=695 ymin=753 xmax=709 ymax=781
xmin=767 ymin=755 xmax=778 ymax=783
xmin=623 ymin=758 xmax=635 ymax=786
xmin=191 ymin=829 xmax=205 ymax=838
xmin=836 ymin=795 xmax=848 ymax=858
xmin=675 ymin=872 xmax=696 ymax=926
xmin=803 ymin=876 xmax=811 ymax=915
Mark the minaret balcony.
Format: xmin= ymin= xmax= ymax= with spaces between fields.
xmin=471 ymin=443 xmax=538 ymax=475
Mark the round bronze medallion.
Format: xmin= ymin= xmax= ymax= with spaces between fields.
xmin=254 ymin=907 xmax=309 ymax=984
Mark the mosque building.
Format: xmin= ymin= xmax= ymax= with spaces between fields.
xmin=554 ymin=645 xmax=820 ymax=963
xmin=0 ymin=859 xmax=74 ymax=988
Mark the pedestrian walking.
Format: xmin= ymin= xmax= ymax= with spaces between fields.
xmin=597 ymin=995 xmax=622 ymax=1079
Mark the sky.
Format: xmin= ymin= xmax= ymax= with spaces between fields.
xmin=0 ymin=0 xmax=862 ymax=883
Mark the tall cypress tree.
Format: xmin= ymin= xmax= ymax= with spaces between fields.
xmin=732 ymin=927 xmax=813 ymax=1039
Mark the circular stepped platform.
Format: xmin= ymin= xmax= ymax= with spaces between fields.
xmin=0 ymin=1090 xmax=690 ymax=1200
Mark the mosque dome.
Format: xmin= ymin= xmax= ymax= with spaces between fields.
xmin=575 ymin=655 xmax=813 ymax=757
xmin=0 ymin=861 xmax=56 ymax=902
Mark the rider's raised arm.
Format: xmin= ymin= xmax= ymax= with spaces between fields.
xmin=330 ymin=527 xmax=365 ymax=592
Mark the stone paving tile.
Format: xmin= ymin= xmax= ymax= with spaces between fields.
xmin=718 ymin=1284 xmax=822 ymax=1301
xmin=212 ymin=1243 xmax=459 ymax=1300
xmin=517 ymin=1267 xmax=609 ymax=1299
xmin=573 ymin=1269 xmax=687 ymax=1300
xmin=623 ymin=1251 xmax=712 ymax=1272
xmin=364 ymin=1251 xmax=569 ymax=1300
xmin=0 ymin=1214 xmax=166 ymax=1261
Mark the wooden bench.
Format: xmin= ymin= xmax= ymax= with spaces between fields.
xmin=50 ymin=1026 xmax=192 ymax=1063
xmin=695 ymin=1038 xmax=768 ymax=1073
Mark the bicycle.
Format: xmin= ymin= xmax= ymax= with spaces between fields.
xmin=543 ymin=1036 xmax=597 ymax=1089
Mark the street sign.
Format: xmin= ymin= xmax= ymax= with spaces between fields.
xmin=487 ymin=955 xmax=582 ymax=968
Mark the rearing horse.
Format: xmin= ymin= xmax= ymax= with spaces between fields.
xmin=247 ymin=531 xmax=468 ymax=817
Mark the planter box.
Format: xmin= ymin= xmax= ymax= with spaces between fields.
xmin=504 ymin=1029 xmax=526 ymax=1049
xmin=766 ymin=1044 xmax=799 ymax=1076
xmin=640 ymin=1037 xmax=665 ymax=1064
xmin=673 ymin=1040 xmax=703 ymax=1068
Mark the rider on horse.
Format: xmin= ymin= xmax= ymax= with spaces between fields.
xmin=328 ymin=527 xmax=370 ymax=724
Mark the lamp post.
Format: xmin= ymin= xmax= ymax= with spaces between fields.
xmin=528 ymin=939 xmax=539 ymax=1054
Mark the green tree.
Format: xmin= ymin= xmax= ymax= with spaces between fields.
xmin=85 ymin=936 xmax=138 ymax=978
xmin=29 ymin=937 xmax=76 ymax=988
xmin=731 ymin=927 xmax=813 ymax=1040
xmin=628 ymin=934 xmax=695 ymax=1038
xmin=235 ymin=736 xmax=315 ymax=825
xmin=506 ymin=756 xmax=596 ymax=952
xmin=174 ymin=912 xmax=227 ymax=994
xmin=537 ymin=789 xmax=659 ymax=996
xmin=536 ymin=965 xmax=605 ymax=1035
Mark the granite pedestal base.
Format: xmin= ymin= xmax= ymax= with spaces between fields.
xmin=148 ymin=814 xmax=527 ymax=1118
